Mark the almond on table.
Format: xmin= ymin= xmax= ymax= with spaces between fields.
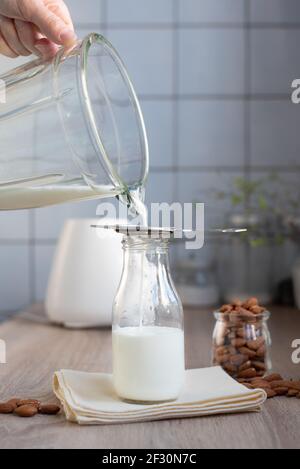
xmin=265 ymin=389 xmax=277 ymax=399
xmin=17 ymin=399 xmax=40 ymax=408
xmin=287 ymin=389 xmax=299 ymax=397
xmin=14 ymin=405 xmax=38 ymax=418
xmin=39 ymin=404 xmax=60 ymax=415
xmin=264 ymin=373 xmax=283 ymax=382
xmin=0 ymin=397 xmax=61 ymax=418
xmin=0 ymin=402 xmax=15 ymax=414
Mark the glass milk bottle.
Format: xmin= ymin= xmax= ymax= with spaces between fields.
xmin=112 ymin=230 xmax=185 ymax=403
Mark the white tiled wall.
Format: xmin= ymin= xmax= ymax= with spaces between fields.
xmin=0 ymin=0 xmax=299 ymax=313
xmin=250 ymin=101 xmax=300 ymax=167
xmin=0 ymin=245 xmax=30 ymax=311
xmin=177 ymin=171 xmax=244 ymax=229
xmin=250 ymin=0 xmax=300 ymax=24
xmin=145 ymin=171 xmax=175 ymax=207
xmin=0 ymin=211 xmax=30 ymax=241
xmin=65 ymin=0 xmax=103 ymax=25
xmin=179 ymin=0 xmax=245 ymax=23
xmin=107 ymin=0 xmax=174 ymax=24
xmin=178 ymin=29 xmax=245 ymax=95
xmin=250 ymin=29 xmax=300 ymax=94
xmin=106 ymin=29 xmax=173 ymax=95
xmin=142 ymin=101 xmax=174 ymax=168
xmin=178 ymin=100 xmax=245 ymax=168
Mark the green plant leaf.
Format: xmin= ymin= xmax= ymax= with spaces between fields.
xmin=231 ymin=194 xmax=244 ymax=205
xmin=258 ymin=195 xmax=268 ymax=210
xmin=250 ymin=237 xmax=267 ymax=248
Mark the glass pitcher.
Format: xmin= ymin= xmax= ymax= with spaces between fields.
xmin=111 ymin=227 xmax=185 ymax=403
xmin=0 ymin=33 xmax=148 ymax=210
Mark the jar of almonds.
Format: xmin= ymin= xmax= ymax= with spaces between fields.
xmin=212 ymin=298 xmax=272 ymax=380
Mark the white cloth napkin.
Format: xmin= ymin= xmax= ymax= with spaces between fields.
xmin=53 ymin=366 xmax=267 ymax=425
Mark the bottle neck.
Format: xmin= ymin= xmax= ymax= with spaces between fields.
xmin=122 ymin=235 xmax=170 ymax=255
xmin=122 ymin=236 xmax=171 ymax=284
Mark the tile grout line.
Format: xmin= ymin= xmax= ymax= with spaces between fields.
xmin=76 ymin=21 xmax=300 ymax=30
xmin=172 ymin=0 xmax=180 ymax=200
xmin=244 ymin=0 xmax=251 ymax=176
xmin=138 ymin=93 xmax=291 ymax=101
xmin=149 ymin=165 xmax=300 ymax=172
xmin=171 ymin=0 xmax=180 ymax=268
xmin=244 ymin=0 xmax=251 ymax=294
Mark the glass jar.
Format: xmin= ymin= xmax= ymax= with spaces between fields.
xmin=0 ymin=33 xmax=148 ymax=210
xmin=212 ymin=309 xmax=272 ymax=379
xmin=112 ymin=230 xmax=185 ymax=403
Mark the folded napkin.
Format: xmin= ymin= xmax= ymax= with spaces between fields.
xmin=53 ymin=366 xmax=267 ymax=425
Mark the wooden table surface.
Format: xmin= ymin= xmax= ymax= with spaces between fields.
xmin=0 ymin=305 xmax=299 ymax=449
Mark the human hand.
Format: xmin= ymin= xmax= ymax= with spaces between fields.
xmin=0 ymin=0 xmax=76 ymax=58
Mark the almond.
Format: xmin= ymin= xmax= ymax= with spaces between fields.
xmin=223 ymin=363 xmax=237 ymax=373
xmin=237 ymin=328 xmax=246 ymax=338
xmin=39 ymin=404 xmax=60 ymax=415
xmin=288 ymin=380 xmax=300 ymax=391
xmin=14 ymin=404 xmax=38 ymax=417
xmin=238 ymin=346 xmax=257 ymax=358
xmin=266 ymin=389 xmax=277 ymax=398
xmin=229 ymin=312 xmax=243 ymax=325
xmin=17 ymin=399 xmax=40 ymax=408
xmin=251 ymin=360 xmax=266 ymax=371
xmin=250 ymin=305 xmax=265 ymax=314
xmin=231 ymin=338 xmax=246 ymax=348
xmin=264 ymin=373 xmax=283 ymax=382
xmin=6 ymin=398 xmax=21 ymax=410
xmin=270 ymin=380 xmax=300 ymax=391
xmin=250 ymin=379 xmax=271 ymax=388
xmin=229 ymin=354 xmax=248 ymax=366
xmin=269 ymin=380 xmax=285 ymax=389
xmin=256 ymin=345 xmax=266 ymax=357
xmin=215 ymin=345 xmax=229 ymax=355
xmin=245 ymin=297 xmax=258 ymax=308
xmin=273 ymin=387 xmax=289 ymax=396
xmin=232 ymin=299 xmax=242 ymax=307
xmin=239 ymin=309 xmax=256 ymax=320
xmin=247 ymin=337 xmax=265 ymax=351
xmin=287 ymin=389 xmax=299 ymax=397
xmin=0 ymin=402 xmax=15 ymax=414
xmin=215 ymin=353 xmax=231 ymax=364
xmin=238 ymin=360 xmax=252 ymax=372
xmin=237 ymin=368 xmax=257 ymax=379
